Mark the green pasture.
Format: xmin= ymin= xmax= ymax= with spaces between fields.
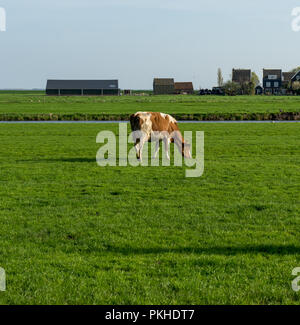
xmin=0 ymin=91 xmax=300 ymax=117
xmin=0 ymin=122 xmax=299 ymax=304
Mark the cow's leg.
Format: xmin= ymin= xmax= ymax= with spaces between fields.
xmin=163 ymin=137 xmax=170 ymax=160
xmin=134 ymin=139 xmax=140 ymax=159
xmin=138 ymin=136 xmax=147 ymax=162
xmin=152 ymin=140 xmax=160 ymax=159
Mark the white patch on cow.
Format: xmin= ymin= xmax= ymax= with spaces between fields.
xmin=168 ymin=115 xmax=177 ymax=124
xmin=160 ymin=112 xmax=177 ymax=124
xmin=136 ymin=112 xmax=152 ymax=140
xmin=134 ymin=111 xmax=150 ymax=117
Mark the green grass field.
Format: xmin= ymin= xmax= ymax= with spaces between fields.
xmin=0 ymin=122 xmax=299 ymax=304
xmin=0 ymin=91 xmax=300 ymax=117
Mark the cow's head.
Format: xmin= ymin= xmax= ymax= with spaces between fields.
xmin=130 ymin=114 xmax=142 ymax=131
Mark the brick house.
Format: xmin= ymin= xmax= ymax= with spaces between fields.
xmin=174 ymin=82 xmax=194 ymax=94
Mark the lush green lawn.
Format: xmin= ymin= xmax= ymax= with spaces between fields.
xmin=0 ymin=91 xmax=300 ymax=116
xmin=0 ymin=122 xmax=299 ymax=304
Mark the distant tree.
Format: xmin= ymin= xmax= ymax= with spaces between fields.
xmin=251 ymin=72 xmax=260 ymax=87
xmin=223 ymin=81 xmax=240 ymax=96
xmin=282 ymin=80 xmax=292 ymax=91
xmin=242 ymin=80 xmax=255 ymax=96
xmin=217 ymin=68 xmax=224 ymax=87
xmin=290 ymin=67 xmax=300 ymax=73
xmin=292 ymin=81 xmax=300 ymax=95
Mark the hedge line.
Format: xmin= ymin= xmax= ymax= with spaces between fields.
xmin=0 ymin=112 xmax=300 ymax=121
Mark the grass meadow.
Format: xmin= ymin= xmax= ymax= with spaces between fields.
xmin=0 ymin=91 xmax=300 ymax=116
xmin=0 ymin=122 xmax=299 ymax=304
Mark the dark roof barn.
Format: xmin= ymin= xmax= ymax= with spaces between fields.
xmin=153 ymin=78 xmax=175 ymax=95
xmin=46 ymin=80 xmax=120 ymax=96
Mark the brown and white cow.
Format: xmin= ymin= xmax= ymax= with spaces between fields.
xmin=129 ymin=112 xmax=191 ymax=161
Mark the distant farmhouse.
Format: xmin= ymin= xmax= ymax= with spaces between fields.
xmin=230 ymin=68 xmax=300 ymax=95
xmin=46 ymin=80 xmax=120 ymax=96
xmin=153 ymin=78 xmax=194 ymax=95
xmin=255 ymin=85 xmax=263 ymax=95
xmin=197 ymin=66 xmax=300 ymax=96
xmin=291 ymin=70 xmax=300 ymax=83
xmin=153 ymin=78 xmax=175 ymax=95
xmin=174 ymin=82 xmax=194 ymax=94
xmin=232 ymin=69 xmax=251 ymax=85
xmin=263 ymin=69 xmax=282 ymax=95
xmin=198 ymin=67 xmax=300 ymax=96
xmin=260 ymin=69 xmax=300 ymax=95
xmin=231 ymin=69 xmax=252 ymax=95
xmin=282 ymin=72 xmax=294 ymax=88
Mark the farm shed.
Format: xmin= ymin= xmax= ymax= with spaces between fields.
xmin=174 ymin=82 xmax=194 ymax=94
xmin=46 ymin=80 xmax=120 ymax=96
xmin=123 ymin=89 xmax=132 ymax=96
xmin=255 ymin=85 xmax=263 ymax=95
xmin=232 ymin=69 xmax=251 ymax=84
xmin=153 ymin=78 xmax=175 ymax=95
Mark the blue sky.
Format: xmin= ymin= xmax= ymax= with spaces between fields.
xmin=0 ymin=0 xmax=300 ymax=89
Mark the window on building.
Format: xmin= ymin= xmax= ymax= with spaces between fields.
xmin=266 ymin=82 xmax=271 ymax=88
xmin=274 ymin=82 xmax=279 ymax=88
xmin=268 ymin=75 xmax=277 ymax=80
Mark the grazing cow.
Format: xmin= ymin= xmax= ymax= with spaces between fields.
xmin=129 ymin=112 xmax=191 ymax=161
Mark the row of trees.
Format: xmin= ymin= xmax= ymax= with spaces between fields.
xmin=217 ymin=68 xmax=259 ymax=96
